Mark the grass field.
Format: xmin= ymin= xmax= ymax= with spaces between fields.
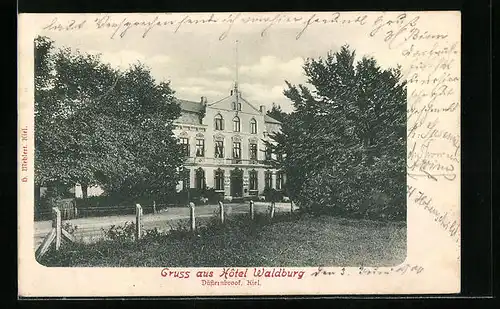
xmin=39 ymin=213 xmax=406 ymax=267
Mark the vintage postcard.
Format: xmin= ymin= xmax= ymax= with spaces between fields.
xmin=18 ymin=11 xmax=461 ymax=296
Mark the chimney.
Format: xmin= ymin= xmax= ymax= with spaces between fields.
xmin=260 ymin=105 xmax=266 ymax=114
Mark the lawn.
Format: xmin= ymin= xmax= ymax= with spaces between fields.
xmin=39 ymin=213 xmax=407 ymax=267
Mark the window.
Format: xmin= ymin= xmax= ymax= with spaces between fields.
xmin=265 ymin=171 xmax=273 ymax=189
xmin=249 ymin=143 xmax=258 ymax=160
xmin=214 ymin=169 xmax=224 ymax=191
xmin=215 ymin=114 xmax=224 ymax=131
xmin=276 ymin=171 xmax=284 ymax=190
xmin=215 ymin=141 xmax=224 ymax=158
xmin=232 ymin=142 xmax=241 ymax=159
xmin=196 ymin=139 xmax=205 ymax=157
xmin=180 ymin=138 xmax=190 ymax=157
xmin=233 ymin=116 xmax=240 ymax=132
xmin=182 ymin=169 xmax=190 ymax=190
xmin=265 ymin=146 xmax=272 ymax=161
xmin=277 ymin=152 xmax=283 ymax=162
xmin=232 ymin=101 xmax=241 ymax=111
xmin=250 ymin=118 xmax=257 ymax=134
xmin=195 ymin=168 xmax=205 ymax=190
xmin=249 ymin=170 xmax=258 ymax=193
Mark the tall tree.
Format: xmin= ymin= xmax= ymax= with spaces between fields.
xmin=98 ymin=64 xmax=184 ymax=203
xmin=268 ymin=45 xmax=406 ymax=219
xmin=34 ymin=36 xmax=184 ymax=204
xmin=266 ymin=103 xmax=288 ymax=123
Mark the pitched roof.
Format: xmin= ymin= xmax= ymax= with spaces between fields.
xmin=177 ymin=96 xmax=281 ymax=124
xmin=176 ymin=98 xmax=205 ymax=113
xmin=208 ymin=94 xmax=261 ymax=112
xmin=264 ymin=114 xmax=281 ymax=124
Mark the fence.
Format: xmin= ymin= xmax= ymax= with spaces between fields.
xmin=34 ymin=198 xmax=294 ymax=221
xmin=35 ymin=198 xmax=78 ymax=221
xmin=35 ymin=200 xmax=298 ymax=257
xmin=35 ymin=207 xmax=76 ymax=260
xmin=35 ymin=202 xmax=169 ymax=221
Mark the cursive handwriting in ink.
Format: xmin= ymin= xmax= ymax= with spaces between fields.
xmin=43 ymin=18 xmax=87 ymax=31
xmin=219 ymin=13 xmax=242 ymax=41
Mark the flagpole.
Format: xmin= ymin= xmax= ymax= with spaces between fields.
xmin=235 ymin=40 xmax=239 ymax=93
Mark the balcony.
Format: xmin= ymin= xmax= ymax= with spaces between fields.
xmin=184 ymin=157 xmax=270 ymax=167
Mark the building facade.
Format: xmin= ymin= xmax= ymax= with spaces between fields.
xmin=173 ymin=84 xmax=285 ymax=199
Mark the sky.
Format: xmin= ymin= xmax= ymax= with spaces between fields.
xmin=33 ymin=12 xmax=412 ymax=113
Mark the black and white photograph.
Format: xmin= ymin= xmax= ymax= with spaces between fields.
xmin=19 ymin=11 xmax=460 ymax=296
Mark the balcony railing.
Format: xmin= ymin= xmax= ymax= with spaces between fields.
xmin=185 ymin=157 xmax=270 ymax=167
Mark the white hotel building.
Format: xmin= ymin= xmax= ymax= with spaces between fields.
xmin=173 ymin=83 xmax=285 ymax=199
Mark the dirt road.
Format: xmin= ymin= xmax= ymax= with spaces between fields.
xmin=34 ymin=202 xmax=297 ymax=247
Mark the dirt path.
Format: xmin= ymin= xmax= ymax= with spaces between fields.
xmin=34 ymin=202 xmax=297 ymax=247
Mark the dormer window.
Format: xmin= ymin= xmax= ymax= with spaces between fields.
xmin=233 ymin=116 xmax=240 ymax=132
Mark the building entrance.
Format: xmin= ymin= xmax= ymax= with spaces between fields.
xmin=230 ymin=168 xmax=243 ymax=197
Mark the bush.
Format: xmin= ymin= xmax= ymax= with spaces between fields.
xmin=75 ymin=195 xmax=146 ymax=208
xmin=263 ymin=188 xmax=285 ymax=202
xmin=101 ymin=221 xmax=136 ymax=242
xmin=62 ymin=222 xmax=78 ymax=234
xmin=172 ymin=187 xmax=224 ymax=205
xmin=36 ymin=190 xmax=77 ymax=220
xmin=197 ymin=187 xmax=223 ymax=204
xmin=296 ymin=163 xmax=406 ymax=221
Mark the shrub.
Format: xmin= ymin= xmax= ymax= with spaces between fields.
xmin=166 ymin=219 xmax=193 ymax=238
xmin=62 ymin=222 xmax=78 ymax=234
xmin=202 ymin=187 xmax=224 ymax=204
xmin=141 ymin=227 xmax=168 ymax=243
xmin=263 ymin=188 xmax=285 ymax=202
xmin=178 ymin=187 xmax=223 ymax=205
xmin=101 ymin=221 xmax=136 ymax=242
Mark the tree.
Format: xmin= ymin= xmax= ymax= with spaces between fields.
xmin=267 ymin=45 xmax=406 ymax=219
xmin=266 ymin=103 xmax=288 ymax=123
xmin=34 ymin=36 xmax=184 ymax=204
xmin=98 ymin=64 xmax=184 ymax=203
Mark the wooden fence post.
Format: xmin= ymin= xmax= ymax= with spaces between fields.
xmin=35 ymin=229 xmax=56 ymax=260
xmin=270 ymin=202 xmax=275 ymax=220
xmin=290 ymin=200 xmax=294 ymax=214
xmin=35 ymin=206 xmax=76 ymax=260
xmin=135 ymin=204 xmax=143 ymax=241
xmin=52 ymin=207 xmax=61 ymax=250
xmin=189 ymin=202 xmax=196 ymax=232
xmin=218 ymin=201 xmax=225 ymax=224
xmin=249 ymin=200 xmax=255 ymax=220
